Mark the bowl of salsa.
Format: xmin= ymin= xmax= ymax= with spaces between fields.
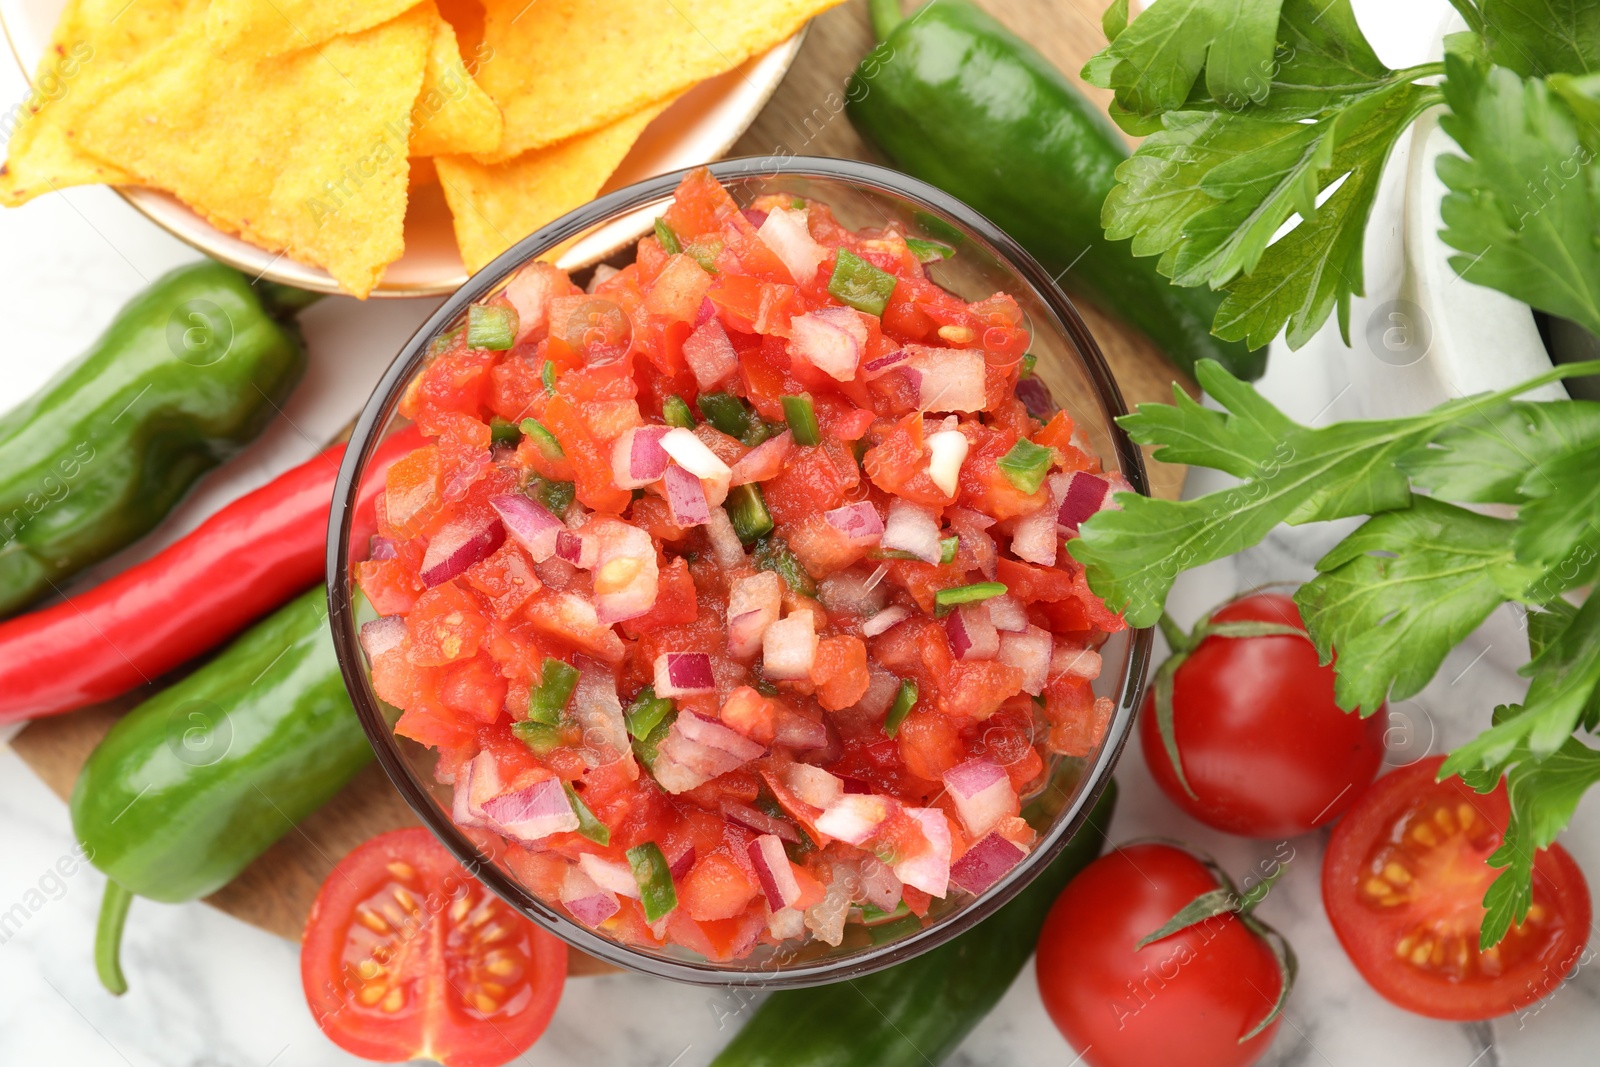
xmin=327 ymin=157 xmax=1151 ymax=986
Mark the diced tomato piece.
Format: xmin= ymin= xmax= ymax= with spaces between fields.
xmin=720 ymin=686 xmax=777 ymax=745
xmin=395 ymin=706 xmax=471 ymax=748
xmin=439 ymin=655 xmax=508 ymax=725
xmin=542 ymin=395 xmax=631 ymax=513
xmin=959 ymin=425 xmax=1048 ymax=521
xmin=681 ymin=853 xmax=761 ymax=921
xmin=663 ymin=166 xmax=740 ymax=239
xmin=995 ymin=558 xmax=1075 ymax=603
xmin=901 ymin=884 xmax=933 ymax=918
xmin=621 ymin=556 xmax=698 ymax=636
xmin=783 ymin=514 xmax=866 ymax=580
xmin=939 ymin=659 xmax=1024 ymax=720
xmin=463 ymin=541 xmax=542 ymax=618
xmin=384 ymin=445 xmax=446 ymax=538
xmin=406 ymin=582 xmax=490 ymax=667
xmin=896 ymin=707 xmax=966 ymax=782
xmin=1045 ymin=676 xmax=1111 ymax=757
xmin=644 ymin=254 xmax=714 ymax=322
xmin=763 ymin=442 xmax=856 ymax=526
xmin=812 ymin=635 xmax=870 ymax=711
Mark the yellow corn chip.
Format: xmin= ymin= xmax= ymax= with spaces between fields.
xmin=73 ymin=6 xmax=433 ymax=297
xmin=437 ymin=99 xmax=670 ymax=274
xmin=206 ymin=0 xmax=424 ymax=56
xmin=473 ymin=0 xmax=841 ymax=163
xmin=0 ymin=0 xmax=205 ymax=207
xmin=408 ymin=6 xmax=503 ymax=157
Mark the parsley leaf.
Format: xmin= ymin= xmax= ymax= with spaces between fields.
xmin=1295 ymin=497 xmax=1533 ymax=715
xmin=1470 ymin=0 xmax=1600 ymax=78
xmin=1400 ymin=399 xmax=1600 ymax=504
xmin=1514 ymin=446 xmax=1600 ymax=595
xmin=1437 ymin=50 xmax=1600 ymax=338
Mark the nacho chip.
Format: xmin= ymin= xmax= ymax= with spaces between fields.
xmin=437 ymin=99 xmax=670 ymax=274
xmin=473 ymin=0 xmax=840 ymax=163
xmin=74 ymin=6 xmax=433 ymax=297
xmin=408 ymin=7 xmax=503 ymax=157
xmin=206 ymin=0 xmax=424 ymax=56
xmin=0 ymin=0 xmax=205 ymax=207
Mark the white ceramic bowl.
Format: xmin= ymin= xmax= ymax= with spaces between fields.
xmin=0 ymin=0 xmax=804 ymax=296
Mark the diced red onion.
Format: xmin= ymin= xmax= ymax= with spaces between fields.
xmin=727 ymin=570 xmax=783 ymax=659
xmin=660 ymin=427 xmax=732 ymax=504
xmin=730 ymin=430 xmax=793 ymax=486
xmin=591 ymin=520 xmax=659 ymax=624
xmin=757 ymin=206 xmax=826 ymax=285
xmin=861 ymin=605 xmax=912 ymax=637
xmin=838 ymin=775 xmax=873 ymax=794
xmin=1051 ymin=643 xmax=1103 ymax=682
xmin=368 ymin=536 xmax=398 ymax=561
xmin=856 ymin=855 xmax=904 ymax=913
xmin=1015 ymin=377 xmax=1056 ymax=421
xmin=683 ymin=318 xmax=740 ymax=390
xmin=663 ymin=464 xmax=711 ymax=526
xmin=673 ymin=709 xmax=767 ymax=764
xmin=824 ymin=501 xmax=884 ymax=546
xmin=420 ymin=513 xmax=505 ymax=587
xmin=491 ymin=493 xmax=564 ymax=562
xmin=578 ymin=854 xmax=641 ymax=898
xmin=946 ymin=602 xmax=1000 ymax=661
xmin=749 ymin=834 xmax=803 ymax=910
xmin=721 ymin=800 xmax=802 ymax=844
xmin=585 ymin=263 xmax=619 ymax=294
xmin=504 ymin=261 xmax=561 ymax=341
xmin=482 ymin=778 xmax=578 ymax=843
xmin=451 ymin=755 xmax=487 ymax=829
xmin=949 ymin=833 xmax=1029 ymax=895
xmin=654 ymin=652 xmax=716 ymax=697
xmin=668 ymin=844 xmax=697 ymax=880
xmin=815 ymin=794 xmax=890 ymax=845
xmin=743 ymin=207 xmax=770 ymax=228
xmin=555 ymin=529 xmax=595 ymax=568
xmin=926 ymin=424 xmax=969 ymax=497
xmin=359 ymin=616 xmax=406 ymax=659
xmin=1009 ymin=510 xmax=1058 ymax=566
xmin=907 ymin=345 xmax=987 ymax=412
xmin=762 ymin=612 xmax=817 ymax=680
xmin=571 ymin=656 xmax=632 ymax=764
xmin=767 ymin=906 xmax=806 ymax=940
xmin=804 ymin=862 xmax=855 ymax=947
xmin=987 ymin=593 xmax=1028 ymax=632
xmin=785 ymin=764 xmax=844 ymax=809
xmin=1058 ymin=472 xmax=1111 ymax=533
xmin=893 ymin=808 xmax=952 ymax=898
xmin=704 ymin=507 xmax=746 ymax=568
xmin=862 ymin=348 xmax=909 ymax=380
xmin=773 ymin=707 xmax=829 ymax=750
xmin=817 ymin=570 xmax=888 ymax=619
xmin=849 ymin=663 xmax=901 ymax=719
xmin=789 ymin=306 xmax=867 ymax=382
xmin=695 ymin=296 xmax=716 ymax=326
xmin=999 ymin=624 xmax=1053 ymax=697
xmin=560 ymin=866 xmax=620 ymax=927
xmin=610 ymin=425 xmax=671 ymax=490
xmin=881 ymin=499 xmax=943 ymax=564
xmin=943 ymin=757 xmax=1019 ymax=838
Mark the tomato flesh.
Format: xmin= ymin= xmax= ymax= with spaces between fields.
xmin=302 ymin=828 xmax=567 ymax=1067
xmin=1322 ymin=757 xmax=1591 ymax=1020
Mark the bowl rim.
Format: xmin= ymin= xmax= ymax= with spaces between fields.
xmin=326 ymin=154 xmax=1152 ymax=987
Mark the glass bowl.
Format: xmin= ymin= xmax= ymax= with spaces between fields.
xmin=326 ymin=156 xmax=1152 ymax=987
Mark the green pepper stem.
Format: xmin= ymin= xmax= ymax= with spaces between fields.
xmin=95 ymin=880 xmax=134 ymax=996
xmin=869 ymin=0 xmax=904 ymax=41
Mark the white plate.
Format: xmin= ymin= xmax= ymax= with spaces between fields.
xmin=0 ymin=0 xmax=803 ymax=296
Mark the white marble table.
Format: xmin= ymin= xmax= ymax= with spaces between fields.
xmin=2 ymin=2 xmax=1597 ymax=1063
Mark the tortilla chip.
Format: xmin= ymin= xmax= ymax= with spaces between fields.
xmin=437 ymin=99 xmax=670 ymax=274
xmin=408 ymin=6 xmax=503 ymax=157
xmin=74 ymin=6 xmax=433 ymax=297
xmin=473 ymin=0 xmax=840 ymax=163
xmin=0 ymin=0 xmax=205 ymax=207
xmin=206 ymin=0 xmax=424 ymax=56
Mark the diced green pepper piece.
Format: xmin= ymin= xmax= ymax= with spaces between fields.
xmin=741 ymin=418 xmax=775 ymax=448
xmin=542 ymin=360 xmax=557 ymax=394
xmin=654 ymin=217 xmax=682 ymax=255
xmin=489 ymin=417 xmax=522 ymax=449
xmin=530 ymin=477 xmax=575 ymax=516
xmin=663 ymin=395 xmax=695 ymax=429
xmin=697 ymin=391 xmax=752 ymax=439
xmin=685 ymin=235 xmax=723 ymax=273
xmin=467 ymin=304 xmax=518 ymax=350
xmin=527 ymin=657 xmax=580 ymax=725
xmin=1020 ymin=352 xmax=1038 ymax=379
xmin=625 ymin=686 xmax=675 ymax=741
xmin=564 ymin=783 xmax=611 ymax=846
xmin=940 ymin=536 xmax=959 ymax=564
xmin=905 ymin=237 xmax=954 ymax=263
xmin=512 ymin=720 xmax=565 ymax=755
xmin=519 ymin=417 xmax=566 ymax=462
xmin=997 ymin=439 xmax=1053 ymax=494
xmin=782 ymin=393 xmax=820 ymax=446
xmin=790 ymin=197 xmax=807 ymax=210
xmin=627 ymin=842 xmax=678 ymax=922
xmin=859 ymin=901 xmax=912 ymax=924
xmin=883 ymin=679 xmax=917 ymax=738
xmin=753 ymin=535 xmax=815 ymax=596
xmin=726 ymin=484 xmax=775 ymax=544
xmin=828 ymin=248 xmax=898 ymax=316
xmin=429 ymin=323 xmax=465 ymax=354
xmin=934 ymin=581 xmax=1008 ymax=617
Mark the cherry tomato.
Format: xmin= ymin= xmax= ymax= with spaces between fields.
xmin=1323 ymin=756 xmax=1591 ymax=1020
xmin=1037 ymin=843 xmax=1284 ymax=1067
xmin=1140 ymin=592 xmax=1387 ymax=837
xmin=301 ymin=828 xmax=567 ymax=1067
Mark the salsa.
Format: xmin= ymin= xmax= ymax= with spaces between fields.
xmin=355 ymin=168 xmax=1126 ymax=961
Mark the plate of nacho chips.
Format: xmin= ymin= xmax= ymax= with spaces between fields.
xmin=0 ymin=0 xmax=839 ymax=297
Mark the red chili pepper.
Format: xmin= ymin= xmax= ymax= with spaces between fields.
xmin=0 ymin=427 xmax=423 ymax=722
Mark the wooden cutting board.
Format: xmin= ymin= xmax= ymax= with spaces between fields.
xmin=8 ymin=0 xmax=1190 ymax=973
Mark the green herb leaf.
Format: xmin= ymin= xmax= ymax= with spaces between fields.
xmin=1400 ymin=400 xmax=1600 ymax=505
xmin=1473 ymin=0 xmax=1600 ymax=79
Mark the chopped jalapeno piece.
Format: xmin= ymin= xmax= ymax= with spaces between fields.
xmin=934 ymin=581 xmax=1008 ymax=617
xmin=653 ymin=217 xmax=682 ymax=255
xmin=512 ymin=720 xmax=564 ymax=755
xmin=564 ymin=783 xmax=611 ymax=846
xmin=997 ymin=439 xmax=1053 ymax=494
xmin=790 ymin=197 xmax=807 ymax=210
xmin=781 ymin=393 xmax=821 ymax=446
xmin=541 ymin=360 xmax=557 ymax=394
xmin=662 ymin=395 xmax=695 ymax=429
xmin=1020 ymin=352 xmax=1038 ymax=378
xmin=905 ymin=237 xmax=954 ymax=263
xmin=726 ymin=483 xmax=775 ymax=544
xmin=531 ymin=478 xmax=575 ymax=516
xmin=828 ymin=248 xmax=898 ymax=316
xmin=627 ymin=842 xmax=678 ymax=922
xmin=753 ymin=535 xmax=815 ymax=596
xmin=697 ymin=392 xmax=752 ymax=439
xmin=519 ymin=417 xmax=566 ymax=462
xmin=527 ymin=657 xmax=580 ymax=725
xmin=467 ymin=304 xmax=518 ymax=350
xmin=940 ymin=535 xmax=959 ymax=564
xmin=685 ymin=235 xmax=723 ymax=273
xmin=429 ymin=323 xmax=464 ymax=354
xmin=489 ymin=417 xmax=522 ymax=450
xmin=883 ymin=679 xmax=918 ymax=738
xmin=625 ymin=685 xmax=675 ymax=741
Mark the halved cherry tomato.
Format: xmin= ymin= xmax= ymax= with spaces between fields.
xmin=1322 ymin=756 xmax=1591 ymax=1020
xmin=301 ymin=828 xmax=567 ymax=1067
